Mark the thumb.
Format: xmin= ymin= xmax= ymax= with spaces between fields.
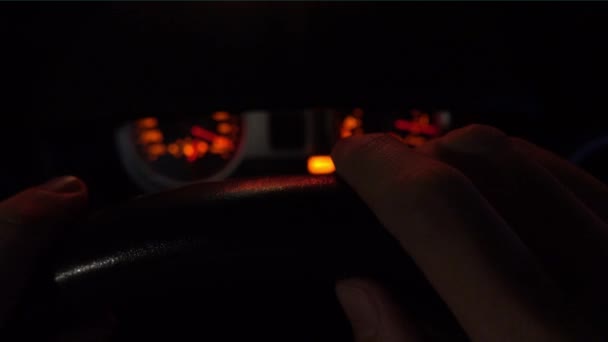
xmin=0 ymin=176 xmax=88 ymax=326
xmin=336 ymin=278 xmax=423 ymax=342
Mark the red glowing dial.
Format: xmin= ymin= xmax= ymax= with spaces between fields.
xmin=133 ymin=111 xmax=243 ymax=182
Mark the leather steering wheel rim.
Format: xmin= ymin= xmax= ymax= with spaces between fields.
xmin=9 ymin=176 xmax=466 ymax=341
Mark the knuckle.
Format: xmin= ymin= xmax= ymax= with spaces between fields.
xmin=509 ymin=136 xmax=530 ymax=147
xmin=439 ymin=124 xmax=510 ymax=154
xmin=462 ymin=124 xmax=506 ymax=140
xmin=460 ymin=124 xmax=508 ymax=145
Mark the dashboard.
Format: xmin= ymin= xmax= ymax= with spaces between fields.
xmin=1 ymin=3 xmax=608 ymax=208
xmin=2 ymin=106 xmax=608 ymax=209
xmin=108 ymin=105 xmax=607 ymax=197
xmin=2 ymin=6 xmax=608 ymax=342
xmin=115 ymin=108 xmax=451 ymax=192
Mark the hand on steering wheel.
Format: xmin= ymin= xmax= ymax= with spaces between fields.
xmin=0 ymin=176 xmax=115 ymax=340
xmin=2 ymin=125 xmax=608 ymax=341
xmin=334 ymin=125 xmax=608 ymax=341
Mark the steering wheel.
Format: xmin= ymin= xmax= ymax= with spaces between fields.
xmin=9 ymin=176 xmax=466 ymax=341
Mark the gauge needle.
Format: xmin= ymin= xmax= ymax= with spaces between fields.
xmin=393 ymin=119 xmax=440 ymax=136
xmin=191 ymin=125 xmax=219 ymax=142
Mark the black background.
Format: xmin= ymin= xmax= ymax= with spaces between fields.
xmin=1 ymin=3 xmax=607 ymax=204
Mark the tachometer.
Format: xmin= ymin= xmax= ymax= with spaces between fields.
xmin=332 ymin=108 xmax=451 ymax=147
xmin=117 ymin=111 xmax=245 ymax=192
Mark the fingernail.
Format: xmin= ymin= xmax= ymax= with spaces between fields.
xmin=336 ymin=283 xmax=379 ymax=340
xmin=41 ymin=176 xmax=84 ymax=194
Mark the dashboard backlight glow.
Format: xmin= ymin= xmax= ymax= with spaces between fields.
xmin=139 ymin=129 xmax=164 ymax=144
xmin=217 ymin=122 xmax=233 ymax=134
xmin=210 ymin=136 xmax=234 ymax=155
xmin=339 ymin=109 xmax=364 ymax=139
xmin=183 ymin=143 xmax=195 ymax=160
xmin=393 ymin=119 xmax=439 ymax=136
xmin=212 ymin=111 xmax=230 ymax=121
xmin=196 ymin=141 xmax=209 ymax=154
xmin=147 ymin=143 xmax=166 ymax=157
xmin=137 ymin=117 xmax=158 ymax=129
xmin=307 ymin=155 xmax=335 ymax=175
xmin=343 ymin=116 xmax=359 ymax=130
xmin=403 ymin=135 xmax=427 ymax=147
xmin=191 ymin=125 xmax=218 ymax=142
xmin=168 ymin=143 xmax=180 ymax=157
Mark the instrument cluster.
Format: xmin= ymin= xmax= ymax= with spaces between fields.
xmin=116 ymin=108 xmax=454 ymax=192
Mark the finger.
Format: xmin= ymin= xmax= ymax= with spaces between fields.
xmin=333 ymin=134 xmax=578 ymax=341
xmin=336 ymin=278 xmax=423 ymax=342
xmin=510 ymin=137 xmax=608 ymax=222
xmin=417 ymin=126 xmax=608 ymax=314
xmin=0 ymin=176 xmax=87 ymax=327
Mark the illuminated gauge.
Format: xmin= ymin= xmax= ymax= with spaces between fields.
xmin=388 ymin=109 xmax=451 ymax=147
xmin=117 ymin=112 xmax=245 ymax=192
xmin=330 ymin=107 xmax=451 ymax=147
xmin=328 ymin=108 xmax=365 ymax=145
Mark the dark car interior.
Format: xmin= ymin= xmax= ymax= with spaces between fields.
xmin=1 ymin=3 xmax=608 ymax=341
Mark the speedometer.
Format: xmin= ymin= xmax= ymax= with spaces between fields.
xmin=117 ymin=111 xmax=245 ymax=192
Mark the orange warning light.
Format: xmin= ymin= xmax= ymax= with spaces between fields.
xmin=307 ymin=155 xmax=336 ymax=175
